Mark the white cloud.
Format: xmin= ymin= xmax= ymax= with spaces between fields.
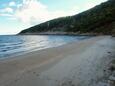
xmin=83 ymin=2 xmax=99 ymax=11
xmin=5 ymin=8 xmax=13 ymax=13
xmin=9 ymin=1 xmax=16 ymax=7
xmin=81 ymin=0 xmax=108 ymax=12
xmin=14 ymin=0 xmax=78 ymax=25
xmin=0 ymin=7 xmax=13 ymax=13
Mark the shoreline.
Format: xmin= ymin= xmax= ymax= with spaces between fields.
xmin=18 ymin=32 xmax=99 ymax=36
xmin=0 ymin=35 xmax=91 ymax=61
xmin=0 ymin=36 xmax=115 ymax=86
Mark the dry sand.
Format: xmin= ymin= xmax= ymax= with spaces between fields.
xmin=0 ymin=36 xmax=115 ymax=86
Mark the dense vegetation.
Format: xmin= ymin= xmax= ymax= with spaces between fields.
xmin=19 ymin=0 xmax=115 ymax=35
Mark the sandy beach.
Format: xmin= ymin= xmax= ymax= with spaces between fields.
xmin=0 ymin=36 xmax=115 ymax=86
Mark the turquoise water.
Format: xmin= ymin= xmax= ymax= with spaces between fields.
xmin=0 ymin=35 xmax=90 ymax=59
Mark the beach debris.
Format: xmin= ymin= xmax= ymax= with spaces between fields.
xmin=107 ymin=60 xmax=115 ymax=86
xmin=109 ymin=71 xmax=115 ymax=81
xmin=109 ymin=73 xmax=115 ymax=81
xmin=108 ymin=71 xmax=115 ymax=85
xmin=108 ymin=63 xmax=115 ymax=72
xmin=108 ymin=52 xmax=111 ymax=54
xmin=95 ymin=59 xmax=115 ymax=86
xmin=33 ymin=71 xmax=39 ymax=76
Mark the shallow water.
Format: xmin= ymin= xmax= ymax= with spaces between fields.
xmin=0 ymin=35 xmax=89 ymax=59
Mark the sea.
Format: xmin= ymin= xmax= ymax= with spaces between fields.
xmin=0 ymin=35 xmax=90 ymax=59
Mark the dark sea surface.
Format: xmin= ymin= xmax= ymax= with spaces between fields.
xmin=0 ymin=35 xmax=90 ymax=59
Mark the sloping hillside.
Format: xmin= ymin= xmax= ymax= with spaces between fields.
xmin=19 ymin=0 xmax=115 ymax=35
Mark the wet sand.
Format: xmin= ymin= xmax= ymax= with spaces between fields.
xmin=0 ymin=36 xmax=115 ymax=86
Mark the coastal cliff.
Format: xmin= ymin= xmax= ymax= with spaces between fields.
xmin=19 ymin=0 xmax=115 ymax=35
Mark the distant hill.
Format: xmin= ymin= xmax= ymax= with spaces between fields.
xmin=19 ymin=0 xmax=115 ymax=35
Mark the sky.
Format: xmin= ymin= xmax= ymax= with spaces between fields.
xmin=0 ymin=0 xmax=107 ymax=35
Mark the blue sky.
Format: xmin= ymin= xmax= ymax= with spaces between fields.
xmin=0 ymin=0 xmax=107 ymax=35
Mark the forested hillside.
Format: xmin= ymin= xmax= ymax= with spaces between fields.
xmin=19 ymin=0 xmax=115 ymax=35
